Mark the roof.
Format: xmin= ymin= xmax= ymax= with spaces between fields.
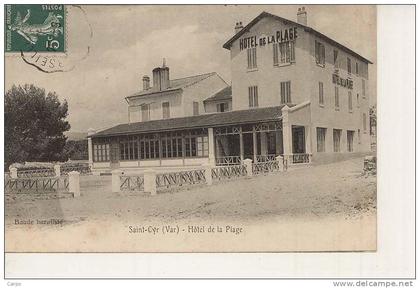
xmin=204 ymin=86 xmax=232 ymax=102
xmin=91 ymin=105 xmax=287 ymax=138
xmin=223 ymin=11 xmax=373 ymax=64
xmin=127 ymin=72 xmax=217 ymax=99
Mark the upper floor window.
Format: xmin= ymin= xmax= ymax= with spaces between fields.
xmin=333 ymin=49 xmax=339 ymax=68
xmin=318 ymin=82 xmax=324 ymax=106
xmin=355 ymin=62 xmax=359 ymax=75
xmin=217 ymin=102 xmax=228 ymax=112
xmin=141 ymin=104 xmax=150 ymax=121
xmin=357 ymin=93 xmax=360 ymax=107
xmin=362 ymin=79 xmax=366 ymax=97
xmin=273 ymin=41 xmax=295 ymax=65
xmin=248 ymin=86 xmax=258 ymax=108
xmin=247 ymin=47 xmax=257 ymax=69
xmin=334 ymin=86 xmax=340 ymax=109
xmin=193 ymin=101 xmax=199 ymax=116
xmin=280 ymin=81 xmax=291 ymax=104
xmin=162 ymin=102 xmax=170 ymax=119
xmin=347 ymin=57 xmax=352 ymax=74
xmin=348 ymin=91 xmax=353 ymax=112
xmin=315 ymin=40 xmax=325 ymax=66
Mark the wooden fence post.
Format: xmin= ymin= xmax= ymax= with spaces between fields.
xmin=10 ymin=167 xmax=18 ymax=179
xmin=111 ymin=170 xmax=122 ymax=193
xmin=202 ymin=163 xmax=212 ymax=185
xmin=243 ymin=158 xmax=253 ymax=177
xmin=144 ymin=169 xmax=157 ymax=196
xmin=68 ymin=171 xmax=80 ymax=197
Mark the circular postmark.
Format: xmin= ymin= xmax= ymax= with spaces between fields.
xmin=6 ymin=5 xmax=93 ymax=73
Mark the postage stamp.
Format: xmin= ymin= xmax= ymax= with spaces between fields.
xmin=5 ymin=4 xmax=66 ymax=53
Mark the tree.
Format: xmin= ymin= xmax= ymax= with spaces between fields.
xmin=5 ymin=84 xmax=71 ymax=168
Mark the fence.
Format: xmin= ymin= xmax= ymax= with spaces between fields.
xmin=10 ymin=162 xmax=91 ymax=179
xmin=16 ymin=167 xmax=55 ymax=178
xmin=5 ymin=172 xmax=81 ymax=197
xmin=252 ymin=160 xmax=280 ymax=175
xmin=111 ymin=155 xmax=289 ymax=196
xmin=156 ymin=169 xmax=206 ymax=189
xmin=61 ymin=163 xmax=91 ymax=175
xmin=120 ymin=175 xmax=144 ymax=192
xmin=211 ymin=164 xmax=247 ymax=181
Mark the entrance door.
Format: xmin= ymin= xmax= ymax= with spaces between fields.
xmin=242 ymin=133 xmax=254 ymax=160
xmin=292 ymin=126 xmax=305 ymax=154
xmin=110 ymin=142 xmax=120 ymax=169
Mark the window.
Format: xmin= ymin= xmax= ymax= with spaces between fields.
xmin=318 ymin=82 xmax=324 ymax=106
xmin=141 ymin=104 xmax=150 ymax=121
xmin=161 ymin=132 xmax=183 ymax=158
xmin=315 ymin=40 xmax=325 ymax=65
xmin=120 ymin=136 xmax=141 ymax=161
xmin=348 ymin=91 xmax=353 ymax=112
xmin=347 ymin=57 xmax=352 ymax=74
xmin=347 ymin=130 xmax=354 ymax=152
xmin=217 ymin=102 xmax=228 ymax=112
xmin=185 ymin=135 xmax=209 ymax=157
xmin=363 ymin=113 xmax=367 ymax=132
xmin=162 ymin=102 xmax=170 ymax=119
xmin=193 ymin=101 xmax=199 ymax=116
xmin=139 ymin=134 xmax=159 ymax=160
xmin=93 ymin=143 xmax=110 ymax=162
xmin=334 ymin=86 xmax=340 ymax=109
xmin=280 ymin=81 xmax=291 ymax=104
xmin=316 ymin=127 xmax=327 ymax=152
xmin=248 ymin=86 xmax=258 ymax=108
xmin=333 ymin=129 xmax=342 ymax=152
xmin=247 ymin=47 xmax=257 ymax=69
xmin=273 ymin=41 xmax=295 ymax=65
xmin=355 ymin=62 xmax=359 ymax=75
xmin=362 ymin=79 xmax=366 ymax=97
xmin=358 ymin=129 xmax=361 ymax=144
xmin=357 ymin=93 xmax=360 ymax=107
xmin=333 ymin=50 xmax=339 ymax=68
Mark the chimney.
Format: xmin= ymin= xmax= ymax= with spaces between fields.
xmin=152 ymin=67 xmax=161 ymax=91
xmin=160 ymin=58 xmax=170 ymax=90
xmin=234 ymin=21 xmax=243 ymax=34
xmin=152 ymin=59 xmax=170 ymax=91
xmin=297 ymin=7 xmax=307 ymax=26
xmin=142 ymin=75 xmax=150 ymax=90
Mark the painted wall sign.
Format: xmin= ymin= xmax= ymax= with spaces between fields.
xmin=239 ymin=27 xmax=298 ymax=51
xmin=332 ymin=74 xmax=353 ymax=90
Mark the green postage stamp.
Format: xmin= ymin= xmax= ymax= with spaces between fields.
xmin=5 ymin=4 xmax=66 ymax=53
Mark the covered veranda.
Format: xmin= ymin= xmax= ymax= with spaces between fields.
xmin=88 ymin=105 xmax=311 ymax=172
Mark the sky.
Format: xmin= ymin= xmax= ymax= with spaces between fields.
xmin=5 ymin=5 xmax=376 ymax=133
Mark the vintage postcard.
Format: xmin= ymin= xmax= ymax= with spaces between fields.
xmin=5 ymin=4 xmax=377 ymax=253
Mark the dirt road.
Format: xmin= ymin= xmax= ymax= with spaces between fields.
xmin=5 ymin=157 xmax=376 ymax=252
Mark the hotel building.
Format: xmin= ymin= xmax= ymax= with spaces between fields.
xmin=89 ymin=8 xmax=372 ymax=173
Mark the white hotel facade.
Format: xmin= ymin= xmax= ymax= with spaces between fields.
xmin=89 ymin=8 xmax=372 ymax=173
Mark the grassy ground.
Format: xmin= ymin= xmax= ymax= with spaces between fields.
xmin=5 ymin=157 xmax=376 ymax=252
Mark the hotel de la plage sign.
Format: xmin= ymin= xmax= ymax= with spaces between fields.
xmin=239 ymin=27 xmax=298 ymax=51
